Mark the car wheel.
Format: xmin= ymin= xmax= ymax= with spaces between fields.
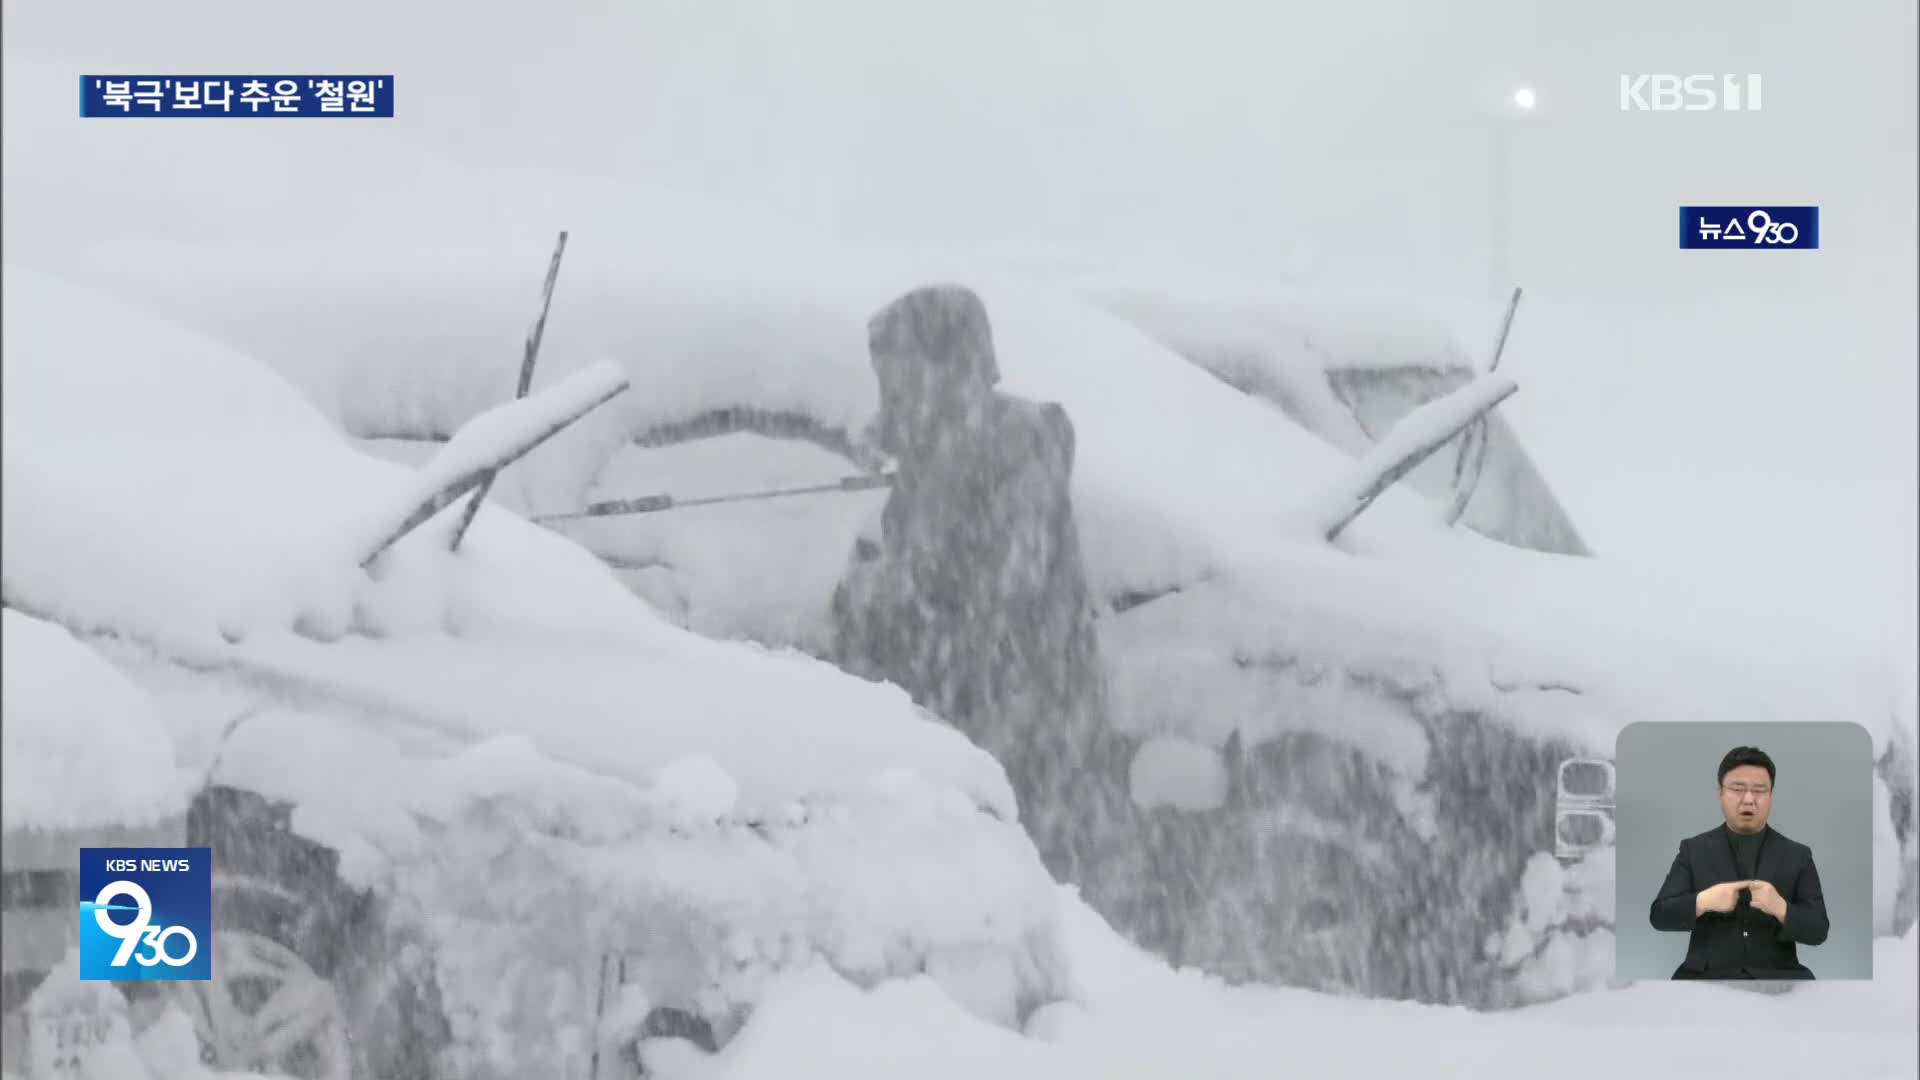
xmin=177 ymin=915 xmax=357 ymax=1079
xmin=187 ymin=785 xmax=450 ymax=1080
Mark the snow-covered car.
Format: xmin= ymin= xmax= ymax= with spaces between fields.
xmin=0 ymin=266 xmax=1074 ymax=1080
xmin=26 ymin=177 xmax=1917 ymax=1011
xmin=1080 ymin=279 xmax=1592 ymax=558
xmin=3 ymin=606 xmax=453 ymax=1080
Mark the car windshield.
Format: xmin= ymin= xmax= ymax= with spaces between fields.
xmin=1325 ymin=366 xmax=1592 ymax=557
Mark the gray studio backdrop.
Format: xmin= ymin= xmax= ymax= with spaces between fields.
xmin=1613 ymin=720 xmax=1874 ymax=981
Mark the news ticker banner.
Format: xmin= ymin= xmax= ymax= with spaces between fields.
xmin=80 ymin=76 xmax=394 ymax=117
xmin=1680 ymin=205 xmax=1818 ymax=250
xmin=77 ymin=847 xmax=212 ymax=981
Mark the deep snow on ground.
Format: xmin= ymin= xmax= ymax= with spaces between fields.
xmin=641 ymin=888 xmax=1919 ymax=1080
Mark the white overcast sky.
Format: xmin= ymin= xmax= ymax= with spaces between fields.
xmin=6 ymin=0 xmax=1916 ymax=657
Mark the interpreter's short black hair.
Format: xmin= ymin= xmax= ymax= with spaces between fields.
xmin=1717 ymin=746 xmax=1776 ymax=786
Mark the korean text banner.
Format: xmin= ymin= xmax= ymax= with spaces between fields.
xmin=80 ymin=76 xmax=395 ymax=117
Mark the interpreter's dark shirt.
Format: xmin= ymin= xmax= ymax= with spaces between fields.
xmin=1726 ymin=829 xmax=1766 ymax=976
xmin=1729 ymin=829 xmax=1764 ymax=880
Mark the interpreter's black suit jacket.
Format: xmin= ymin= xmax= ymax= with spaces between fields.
xmin=1648 ymin=824 xmax=1829 ymax=979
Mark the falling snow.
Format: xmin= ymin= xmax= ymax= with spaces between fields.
xmin=3 ymin=12 xmax=1914 ymax=1079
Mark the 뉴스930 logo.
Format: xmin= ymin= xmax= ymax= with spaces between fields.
xmin=1620 ymin=74 xmax=1762 ymax=111
xmin=78 ymin=847 xmax=212 ymax=981
xmin=1679 ymin=206 xmax=1819 ymax=250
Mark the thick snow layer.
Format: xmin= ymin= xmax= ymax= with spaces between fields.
xmin=642 ymin=890 xmax=1918 ymax=1080
xmin=22 ymin=206 xmax=1456 ymax=616
xmin=1481 ymin=850 xmax=1621 ymax=1002
xmin=1075 ymin=272 xmax=1479 ymax=375
xmin=633 ymin=883 xmax=1920 ymax=1076
xmin=0 ymin=610 xmax=184 ymax=831
xmin=959 ymin=277 xmax=1449 ymax=580
xmin=348 ymin=360 xmax=631 ymax=564
xmin=1127 ymin=737 xmax=1229 ymax=812
xmin=1072 ymin=274 xmax=1479 ymax=456
xmin=211 ymin=631 xmax=1013 ymax=821
xmin=91 ymin=600 xmax=1021 ymax=892
xmin=398 ymin=763 xmax=1063 ymax=1079
xmin=0 ymin=265 xmax=656 ymax=649
xmin=1103 ymin=548 xmax=1911 ymax=761
xmin=104 ymin=656 xmax=1061 ymax=1079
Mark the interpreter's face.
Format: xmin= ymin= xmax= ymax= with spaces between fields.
xmin=1719 ymin=764 xmax=1773 ymax=833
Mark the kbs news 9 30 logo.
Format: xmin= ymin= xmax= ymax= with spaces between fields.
xmin=78 ymin=848 xmax=212 ymax=981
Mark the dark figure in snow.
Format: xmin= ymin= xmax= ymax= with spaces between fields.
xmin=831 ymin=284 xmax=1143 ymax=910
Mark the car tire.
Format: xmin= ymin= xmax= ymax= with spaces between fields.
xmin=183 ymin=785 xmax=451 ymax=1080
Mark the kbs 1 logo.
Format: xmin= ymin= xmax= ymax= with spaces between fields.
xmin=1620 ymin=74 xmax=1762 ymax=112
xmin=78 ymin=848 xmax=212 ymax=981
